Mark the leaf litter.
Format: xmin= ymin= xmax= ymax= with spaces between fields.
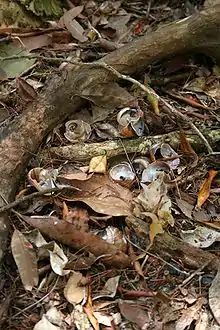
xmin=2 ymin=0 xmax=220 ymax=329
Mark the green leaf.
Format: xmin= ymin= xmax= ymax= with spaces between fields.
xmin=0 ymin=44 xmax=35 ymax=79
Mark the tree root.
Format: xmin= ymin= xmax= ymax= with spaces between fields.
xmin=40 ymin=129 xmax=220 ymax=162
xmin=1 ymin=5 xmax=220 ymax=266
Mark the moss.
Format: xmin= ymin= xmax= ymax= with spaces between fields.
xmin=0 ymin=0 xmax=42 ymax=27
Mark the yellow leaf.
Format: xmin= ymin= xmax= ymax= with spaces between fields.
xmin=144 ymin=212 xmax=164 ymax=250
xmin=147 ymin=91 xmax=160 ymax=115
xmin=89 ymin=155 xmax=107 ymax=174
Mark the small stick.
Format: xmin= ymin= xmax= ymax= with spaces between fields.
xmin=11 ymin=277 xmax=59 ymax=319
xmin=0 ymin=186 xmax=79 ymax=213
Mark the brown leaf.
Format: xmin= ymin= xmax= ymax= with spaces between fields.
xmin=176 ymin=198 xmax=194 ymax=219
xmin=14 ymin=34 xmax=52 ymax=51
xmin=175 ymin=297 xmax=205 ymax=330
xmin=209 ymin=267 xmax=220 ymax=325
xmin=84 ymin=287 xmax=100 ymax=330
xmin=16 ymin=77 xmax=37 ymax=102
xmin=81 ymin=82 xmax=135 ymax=108
xmin=179 ymin=130 xmax=198 ymax=167
xmin=11 ymin=229 xmax=38 ymax=291
xmin=63 ymin=7 xmax=88 ymax=42
xmin=118 ymin=299 xmax=149 ymax=328
xmin=75 ymin=195 xmax=131 ymax=217
xmin=59 ymin=174 xmax=133 ymax=216
xmin=63 ymin=207 xmax=89 ymax=231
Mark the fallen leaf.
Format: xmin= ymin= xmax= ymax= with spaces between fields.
xmin=197 ymin=170 xmax=218 ymax=208
xmin=209 ymin=267 xmax=220 ymax=325
xmin=144 ymin=212 xmax=164 ymax=249
xmin=93 ymin=276 xmax=120 ymax=300
xmin=14 ymin=34 xmax=52 ymax=51
xmin=33 ymin=307 xmax=64 ymax=330
xmin=118 ymin=299 xmax=149 ymax=329
xmin=84 ymin=287 xmax=99 ymax=330
xmin=16 ymin=77 xmax=37 ymax=102
xmin=75 ymin=195 xmax=131 ymax=216
xmin=73 ymin=304 xmax=93 ymax=330
xmin=176 ymin=198 xmax=194 ymax=219
xmin=181 ymin=225 xmax=220 ymax=248
xmin=93 ymin=312 xmax=121 ymax=326
xmin=24 ymin=228 xmax=69 ymax=275
xmin=64 ymin=271 xmax=86 ymax=305
xmin=175 ymin=297 xmax=205 ymax=330
xmin=60 ymin=174 xmax=132 ymax=216
xmin=0 ymin=44 xmax=35 ymax=79
xmin=11 ymin=229 xmax=38 ymax=291
xmin=89 ymin=155 xmax=107 ymax=174
xmin=59 ymin=171 xmax=91 ymax=181
xmin=195 ymin=310 xmax=209 ymax=330
xmin=41 ymin=242 xmax=70 ymax=276
xmin=63 ymin=7 xmax=87 ymax=42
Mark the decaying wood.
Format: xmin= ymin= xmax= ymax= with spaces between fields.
xmin=19 ymin=214 xmax=132 ymax=269
xmin=41 ymin=129 xmax=220 ymax=162
xmin=1 ymin=5 xmax=220 ymax=264
xmin=153 ymin=233 xmax=220 ymax=271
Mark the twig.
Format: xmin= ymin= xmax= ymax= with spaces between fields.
xmin=123 ymin=229 xmax=189 ymax=276
xmin=0 ymin=186 xmax=79 ymax=213
xmin=11 ymin=277 xmax=59 ymax=319
xmin=162 ymin=98 xmax=213 ymax=153
xmin=171 ymin=261 xmax=211 ymax=295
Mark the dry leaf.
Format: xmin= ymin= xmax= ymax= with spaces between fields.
xmin=93 ymin=276 xmax=120 ymax=300
xmin=64 ymin=271 xmax=86 ymax=305
xmin=181 ymin=225 xmax=220 ymax=248
xmin=84 ymin=287 xmax=100 ymax=330
xmin=43 ymin=242 xmax=70 ymax=276
xmin=75 ymin=195 xmax=131 ymax=216
xmin=33 ymin=307 xmax=64 ymax=330
xmin=175 ymin=297 xmax=205 ymax=330
xmin=16 ymin=77 xmax=37 ymax=102
xmin=93 ymin=312 xmax=121 ymax=326
xmin=118 ymin=299 xmax=149 ymax=329
xmin=63 ymin=7 xmax=88 ymax=42
xmin=197 ymin=170 xmax=218 ymax=208
xmin=89 ymin=155 xmax=107 ymax=174
xmin=209 ymin=267 xmax=220 ymax=325
xmin=144 ymin=212 xmax=164 ymax=249
xmin=176 ymin=198 xmax=194 ymax=219
xmin=11 ymin=229 xmax=38 ymax=291
xmin=73 ymin=305 xmax=92 ymax=330
xmin=15 ymin=34 xmax=52 ymax=51
xmin=60 ymin=174 xmax=132 ymax=216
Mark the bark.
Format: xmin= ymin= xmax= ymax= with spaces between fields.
xmin=1 ymin=5 xmax=220 ymax=264
xmin=41 ymin=129 xmax=220 ymax=162
xmin=153 ymin=233 xmax=220 ymax=271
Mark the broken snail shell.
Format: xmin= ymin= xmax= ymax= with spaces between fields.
xmin=109 ymin=162 xmax=135 ymax=187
